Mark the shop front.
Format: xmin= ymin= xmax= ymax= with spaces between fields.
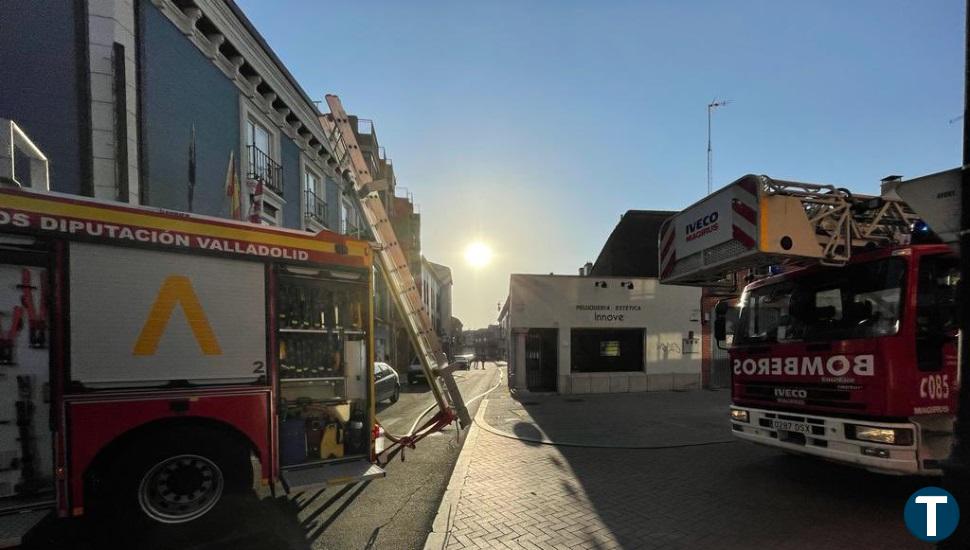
xmin=505 ymin=274 xmax=701 ymax=394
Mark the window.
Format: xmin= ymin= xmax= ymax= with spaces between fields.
xmin=736 ymin=258 xmax=905 ymax=344
xmin=247 ymin=118 xmax=270 ymax=157
xmin=303 ymin=166 xmax=327 ymax=228
xmin=244 ymin=113 xmax=283 ymax=197
xmin=916 ymin=254 xmax=959 ymax=371
xmin=571 ymin=328 xmax=644 ymax=373
xmin=342 ymin=198 xmax=359 ymax=236
xmin=917 ymin=255 xmax=959 ymax=334
xmin=375 ymin=363 xmax=392 ymax=379
xmin=304 ymin=168 xmax=318 ymax=194
xmin=600 ymin=341 xmax=620 ymax=357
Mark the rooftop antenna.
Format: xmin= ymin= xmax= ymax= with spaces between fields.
xmin=707 ymin=99 xmax=731 ymax=195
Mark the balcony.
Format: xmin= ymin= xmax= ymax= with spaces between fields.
xmin=247 ymin=144 xmax=283 ymax=197
xmin=305 ymin=188 xmax=328 ymax=228
xmin=345 ymin=218 xmax=363 ymax=239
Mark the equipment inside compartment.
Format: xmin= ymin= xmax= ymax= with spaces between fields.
xmin=277 ymin=274 xmax=370 ymax=466
xmin=0 ymin=262 xmax=53 ymax=503
xmin=279 ymin=401 xmax=370 ymax=466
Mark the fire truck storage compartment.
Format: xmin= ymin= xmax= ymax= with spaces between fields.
xmin=277 ymin=272 xmax=370 ymax=467
xmin=0 ymin=251 xmax=54 ymax=509
xmin=68 ymin=243 xmax=267 ymax=388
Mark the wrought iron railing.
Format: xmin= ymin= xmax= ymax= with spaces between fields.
xmin=305 ymin=188 xmax=328 ymax=227
xmin=247 ymin=144 xmax=283 ymax=197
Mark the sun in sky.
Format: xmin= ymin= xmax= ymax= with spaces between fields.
xmin=464 ymin=241 xmax=493 ymax=269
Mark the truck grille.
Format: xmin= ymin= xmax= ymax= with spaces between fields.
xmin=741 ymin=381 xmax=867 ymax=410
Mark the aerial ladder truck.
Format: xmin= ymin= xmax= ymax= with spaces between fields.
xmin=323 ymin=96 xmax=470 ymax=455
xmin=0 ymin=112 xmax=469 ymax=546
xmin=660 ymin=173 xmax=958 ymax=475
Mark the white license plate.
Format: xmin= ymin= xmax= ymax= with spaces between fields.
xmin=771 ymin=420 xmax=811 ymax=433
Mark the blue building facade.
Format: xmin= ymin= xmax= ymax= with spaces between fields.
xmin=0 ymin=1 xmax=88 ymax=196
xmin=0 ymin=0 xmax=352 ymax=233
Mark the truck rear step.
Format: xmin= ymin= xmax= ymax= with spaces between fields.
xmin=0 ymin=509 xmax=50 ymax=549
xmin=280 ymin=459 xmax=385 ymax=493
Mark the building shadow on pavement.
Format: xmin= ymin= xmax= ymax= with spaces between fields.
xmin=296 ymin=480 xmax=372 ymax=543
xmin=22 ymin=480 xmax=383 ymax=550
xmin=23 ymin=493 xmax=313 ymax=550
xmin=494 ymin=387 xmax=932 ymax=549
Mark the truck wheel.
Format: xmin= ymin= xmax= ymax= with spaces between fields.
xmin=91 ymin=426 xmax=252 ymax=530
xmin=137 ymin=453 xmax=224 ymax=523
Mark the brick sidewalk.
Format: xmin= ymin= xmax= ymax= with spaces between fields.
xmin=424 ymin=376 xmax=931 ymax=550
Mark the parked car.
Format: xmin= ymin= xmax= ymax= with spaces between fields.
xmin=452 ymin=354 xmax=473 ymax=370
xmin=374 ymin=362 xmax=400 ymax=403
xmin=407 ymin=359 xmax=426 ymax=385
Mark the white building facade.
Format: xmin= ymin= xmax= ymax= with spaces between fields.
xmin=506 ymin=274 xmax=702 ymax=394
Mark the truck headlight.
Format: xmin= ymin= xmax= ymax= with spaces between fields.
xmin=730 ymin=408 xmax=749 ymax=423
xmin=846 ymin=424 xmax=913 ymax=446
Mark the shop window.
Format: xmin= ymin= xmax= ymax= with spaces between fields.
xmin=600 ymin=341 xmax=620 ymax=357
xmin=571 ymin=328 xmax=644 ymax=373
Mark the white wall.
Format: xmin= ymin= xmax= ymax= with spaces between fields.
xmin=508 ymin=274 xmax=702 ymax=393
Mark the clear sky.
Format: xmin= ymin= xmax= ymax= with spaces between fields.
xmin=237 ymin=0 xmax=964 ymax=329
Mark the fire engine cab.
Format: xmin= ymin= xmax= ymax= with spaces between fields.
xmin=660 ymin=174 xmax=959 ymax=475
xmin=0 ymin=185 xmax=386 ymax=543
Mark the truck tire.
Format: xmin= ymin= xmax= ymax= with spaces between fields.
xmin=89 ymin=425 xmax=252 ymax=532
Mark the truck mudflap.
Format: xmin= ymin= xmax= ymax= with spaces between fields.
xmin=280 ymin=458 xmax=385 ymax=493
xmin=729 ymin=406 xmax=928 ymax=475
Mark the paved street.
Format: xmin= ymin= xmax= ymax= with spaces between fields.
xmin=426 ymin=376 xmax=934 ymax=550
xmin=299 ymin=365 xmax=500 ymax=550
xmin=24 ymin=365 xmax=501 ymax=550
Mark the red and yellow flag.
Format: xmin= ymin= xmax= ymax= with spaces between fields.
xmin=224 ymin=150 xmax=242 ymax=220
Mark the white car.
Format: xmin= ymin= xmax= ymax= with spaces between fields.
xmin=374 ymin=362 xmax=400 ymax=403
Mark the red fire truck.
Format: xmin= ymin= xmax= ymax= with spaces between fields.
xmin=0 ymin=185 xmax=387 ymax=540
xmin=660 ymin=174 xmax=959 ymax=475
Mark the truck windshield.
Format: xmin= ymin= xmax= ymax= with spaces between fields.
xmin=735 ymin=258 xmax=905 ymax=345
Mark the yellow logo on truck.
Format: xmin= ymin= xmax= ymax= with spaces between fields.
xmin=133 ymin=276 xmax=222 ymax=356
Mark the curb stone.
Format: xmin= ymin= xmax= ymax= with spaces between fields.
xmin=422 ymin=399 xmax=487 ymax=550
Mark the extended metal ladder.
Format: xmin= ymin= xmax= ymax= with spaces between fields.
xmin=324 ymin=95 xmax=470 ymax=431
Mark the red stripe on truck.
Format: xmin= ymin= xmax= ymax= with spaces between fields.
xmin=733 ymin=225 xmax=755 ymax=248
xmin=737 ymin=177 xmax=758 ymax=197
xmin=732 ymin=199 xmax=757 ymax=225
xmin=661 ymin=250 xmax=676 ymax=278
xmin=661 ymin=227 xmax=675 ymax=259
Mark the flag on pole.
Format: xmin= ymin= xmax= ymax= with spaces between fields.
xmin=187 ymin=125 xmax=196 ymax=212
xmin=224 ymin=150 xmax=241 ymax=220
